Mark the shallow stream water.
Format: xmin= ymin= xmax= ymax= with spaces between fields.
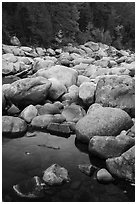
xmin=2 ymin=131 xmax=135 ymax=202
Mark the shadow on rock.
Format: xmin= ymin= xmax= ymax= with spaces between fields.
xmin=75 ymin=138 xmax=89 ymax=154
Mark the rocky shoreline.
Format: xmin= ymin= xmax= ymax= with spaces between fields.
xmin=2 ymin=41 xmax=135 ymax=199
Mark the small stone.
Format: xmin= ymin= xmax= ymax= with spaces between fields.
xmin=97 ymin=168 xmax=114 ymax=183
xmin=13 ymin=176 xmax=46 ymax=198
xmin=7 ymin=104 xmax=21 ymax=116
xmin=78 ymin=164 xmax=97 ymax=176
xmin=43 ymin=164 xmax=70 ymax=186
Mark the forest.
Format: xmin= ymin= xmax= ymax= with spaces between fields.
xmin=2 ymin=2 xmax=135 ymax=50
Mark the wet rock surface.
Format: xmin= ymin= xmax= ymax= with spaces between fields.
xmin=42 ymin=164 xmax=70 ymax=186
xmin=106 ymin=146 xmax=135 ymax=183
xmin=75 ymin=107 xmax=133 ymax=143
xmin=2 ymin=41 xmax=135 ymax=202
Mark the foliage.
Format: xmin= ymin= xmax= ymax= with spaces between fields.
xmin=2 ymin=2 xmax=135 ymax=50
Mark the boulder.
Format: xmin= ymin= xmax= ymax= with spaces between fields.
xmin=75 ymin=107 xmax=133 ymax=143
xmin=72 ymin=63 xmax=89 ymax=75
xmin=2 ymin=53 xmax=17 ymax=63
xmin=80 ymin=44 xmax=94 ymax=56
xmin=47 ymin=122 xmax=71 ymax=136
xmin=37 ymin=103 xmax=61 ymax=115
xmin=2 ymin=44 xmax=13 ymax=54
xmin=79 ymin=82 xmax=96 ymax=105
xmin=21 ymin=46 xmax=33 ymax=53
xmin=106 ymin=146 xmax=135 ymax=182
xmin=62 ymin=85 xmax=79 ymax=103
xmin=46 ymin=48 xmax=55 ymax=56
xmin=17 ymin=56 xmax=33 ymax=65
xmin=3 ymin=77 xmax=51 ymax=109
xmin=89 ymin=134 xmax=135 ymax=159
xmin=53 ymin=114 xmax=66 ymax=123
xmin=85 ymin=65 xmax=109 ymax=78
xmin=48 ymin=78 xmax=67 ymax=100
xmin=2 ymin=60 xmax=15 ymax=75
xmin=108 ymin=60 xmax=117 ymax=68
xmin=7 ymin=104 xmax=21 ymax=116
xmin=94 ymin=58 xmax=109 ymax=68
xmin=108 ymin=67 xmax=130 ymax=76
xmin=2 ymin=116 xmax=27 ymax=137
xmin=97 ymin=169 xmax=114 ymax=183
xmin=33 ymin=59 xmax=54 ymax=72
xmin=20 ymin=105 xmax=38 ymax=123
xmin=72 ymin=58 xmax=94 ymax=66
xmin=11 ymin=47 xmax=25 ymax=56
xmin=84 ymin=41 xmax=99 ymax=52
xmin=62 ymin=104 xmax=85 ymax=122
xmin=54 ymin=101 xmax=64 ymax=110
xmin=87 ymin=103 xmax=103 ymax=114
xmin=36 ymin=65 xmax=78 ymax=88
xmin=43 ymin=164 xmax=70 ymax=186
xmin=77 ymin=75 xmax=91 ymax=86
xmin=35 ymin=47 xmax=46 ymax=56
xmin=31 ymin=114 xmax=59 ymax=129
xmin=10 ymin=36 xmax=21 ymax=46
xmin=95 ymin=75 xmax=135 ymax=117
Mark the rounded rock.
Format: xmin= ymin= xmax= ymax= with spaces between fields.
xmin=76 ymin=107 xmax=133 ymax=143
xmin=97 ymin=168 xmax=114 ymax=183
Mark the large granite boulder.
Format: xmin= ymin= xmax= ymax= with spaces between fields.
xmin=75 ymin=107 xmax=133 ymax=143
xmin=106 ymin=146 xmax=135 ymax=182
xmin=2 ymin=116 xmax=27 ymax=137
xmin=89 ymin=134 xmax=135 ymax=159
xmin=95 ymin=75 xmax=135 ymax=117
xmin=36 ymin=65 xmax=78 ymax=88
xmin=3 ymin=77 xmax=51 ymax=109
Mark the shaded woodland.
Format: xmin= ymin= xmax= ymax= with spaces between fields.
xmin=2 ymin=2 xmax=135 ymax=50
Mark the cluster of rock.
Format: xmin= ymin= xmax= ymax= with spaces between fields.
xmin=13 ymin=164 xmax=70 ymax=198
xmin=2 ymin=41 xmax=135 ymax=185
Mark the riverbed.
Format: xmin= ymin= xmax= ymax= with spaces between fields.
xmin=2 ymin=131 xmax=135 ymax=202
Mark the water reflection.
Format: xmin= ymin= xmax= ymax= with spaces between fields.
xmin=2 ymin=131 xmax=135 ymax=202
